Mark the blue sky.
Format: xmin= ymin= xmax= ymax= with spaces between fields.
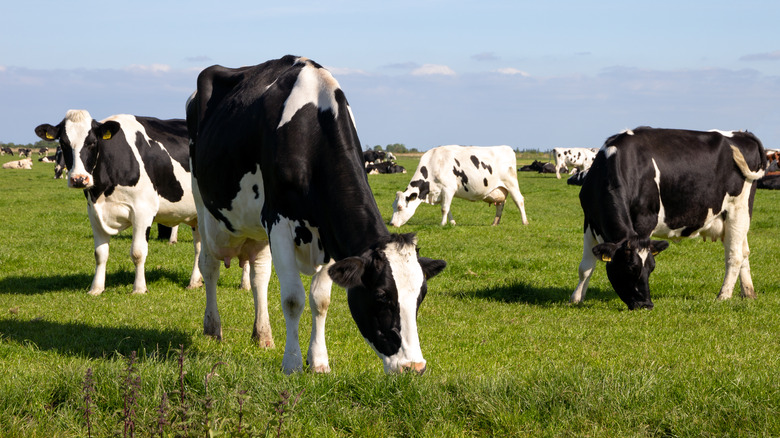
xmin=2 ymin=0 xmax=780 ymax=150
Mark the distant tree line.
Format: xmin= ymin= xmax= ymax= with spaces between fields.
xmin=0 ymin=140 xmax=58 ymax=149
xmin=365 ymin=144 xmax=420 ymax=153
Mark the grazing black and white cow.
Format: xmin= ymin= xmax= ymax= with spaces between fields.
xmin=17 ymin=148 xmax=32 ymax=158
xmin=35 ymin=110 xmax=203 ymax=295
xmin=390 ymin=145 xmax=529 ymax=226
xmin=187 ymin=55 xmax=446 ymax=374
xmin=38 ymin=147 xmax=49 ymax=156
xmin=553 ymin=147 xmax=596 ymax=179
xmin=0 ymin=146 xmax=13 ymax=155
xmin=571 ymin=127 xmax=766 ymax=310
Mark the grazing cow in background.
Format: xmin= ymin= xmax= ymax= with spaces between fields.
xmin=35 ymin=110 xmax=204 ymax=295
xmin=571 ymin=127 xmax=766 ymax=310
xmin=37 ymin=147 xmax=49 ymax=156
xmin=187 ymin=55 xmax=446 ymax=374
xmin=390 ymin=145 xmax=529 ymax=227
xmin=553 ymin=147 xmax=596 ymax=179
xmin=17 ymin=148 xmax=31 ymax=158
xmin=2 ymin=158 xmax=32 ymax=169
xmin=0 ymin=147 xmax=13 ymax=155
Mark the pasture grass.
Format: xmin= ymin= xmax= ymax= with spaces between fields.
xmin=1 ymin=154 xmax=779 ymax=436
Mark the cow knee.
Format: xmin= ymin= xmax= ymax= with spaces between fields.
xmin=283 ymin=295 xmax=305 ymax=317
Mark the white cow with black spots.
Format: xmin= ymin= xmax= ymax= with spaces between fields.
xmin=553 ymin=147 xmax=597 ymax=179
xmin=390 ymin=145 xmax=529 ymax=226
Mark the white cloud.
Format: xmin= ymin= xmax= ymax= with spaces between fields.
xmin=495 ymin=67 xmax=530 ymax=77
xmin=125 ymin=64 xmax=172 ymax=73
xmin=411 ymin=64 xmax=456 ymax=76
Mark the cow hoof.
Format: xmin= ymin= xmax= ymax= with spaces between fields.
xmin=741 ymin=290 xmax=757 ymax=299
xmin=310 ymin=364 xmax=331 ymax=374
xmin=87 ymin=289 xmax=104 ymax=296
xmin=252 ymin=334 xmax=275 ymax=348
xmin=186 ymin=280 xmax=203 ymax=289
xmin=131 ymin=288 xmax=147 ymax=295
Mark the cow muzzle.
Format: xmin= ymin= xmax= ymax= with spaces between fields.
xmin=69 ymin=174 xmax=91 ymax=188
xmin=400 ymin=361 xmax=427 ymax=375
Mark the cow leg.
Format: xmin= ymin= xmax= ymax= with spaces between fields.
xmin=492 ymin=203 xmax=505 ymax=226
xmin=239 ymin=260 xmax=251 ymax=290
xmin=186 ymin=226 xmax=203 ymax=289
xmin=250 ymin=241 xmax=274 ymax=347
xmin=440 ymin=191 xmax=456 ymax=226
xmin=718 ymin=211 xmax=751 ymax=300
xmin=201 ymin=250 xmax=223 ymax=340
xmin=506 ymin=182 xmax=530 ymax=225
xmin=89 ymin=229 xmax=111 ymax=296
xmin=271 ymin=234 xmax=306 ymax=374
xmin=738 ymin=238 xmax=756 ymax=299
xmin=307 ymin=263 xmax=333 ymax=373
xmin=571 ymin=229 xmax=598 ymax=303
xmin=129 ymin=225 xmax=150 ymax=294
xmin=168 ymin=225 xmax=179 ymax=244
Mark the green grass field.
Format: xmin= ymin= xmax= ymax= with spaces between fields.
xmin=1 ymin=153 xmax=779 ymax=436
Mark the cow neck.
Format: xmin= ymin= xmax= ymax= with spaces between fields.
xmin=314 ymin=159 xmax=389 ymax=261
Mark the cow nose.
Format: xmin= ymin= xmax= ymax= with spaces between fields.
xmin=69 ymin=174 xmax=90 ymax=188
xmin=401 ymin=361 xmax=427 ymax=375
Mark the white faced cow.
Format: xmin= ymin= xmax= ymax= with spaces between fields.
xmin=187 ymin=55 xmax=446 ymax=374
xmin=553 ymin=147 xmax=597 ymax=179
xmin=390 ymin=145 xmax=529 ymax=227
xmin=35 ymin=110 xmax=203 ymax=295
xmin=571 ymin=127 xmax=766 ymax=310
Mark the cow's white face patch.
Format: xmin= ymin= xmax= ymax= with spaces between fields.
xmin=64 ymin=109 xmax=94 ymax=186
xmin=390 ymin=190 xmax=423 ymax=227
xmin=379 ymin=240 xmax=426 ymax=372
xmin=278 ymin=64 xmax=339 ymax=129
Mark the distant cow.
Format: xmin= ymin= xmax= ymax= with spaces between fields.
xmin=37 ymin=147 xmax=49 ymax=156
xmin=366 ymin=161 xmax=406 ymax=174
xmin=390 ymin=145 xmax=529 ymax=226
xmin=187 ymin=55 xmax=446 ymax=374
xmin=35 ymin=110 xmax=203 ymax=295
xmin=553 ymin=147 xmax=596 ymax=179
xmin=363 ymin=150 xmax=386 ymax=165
xmin=0 ymin=147 xmax=13 ymax=155
xmin=17 ymin=148 xmax=31 ymax=158
xmin=2 ymin=158 xmax=32 ymax=169
xmin=567 ymin=169 xmax=588 ymax=186
xmin=571 ymin=127 xmax=766 ymax=310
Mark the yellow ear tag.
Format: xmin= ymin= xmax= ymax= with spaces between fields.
xmin=102 ymin=131 xmax=112 ymax=140
xmin=601 ymin=255 xmax=612 ymax=262
xmin=651 ymin=250 xmax=660 ymax=256
xmin=45 ymin=133 xmax=54 ymax=140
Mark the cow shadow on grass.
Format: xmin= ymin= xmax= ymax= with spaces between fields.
xmin=464 ymin=281 xmax=619 ymax=308
xmin=0 ymin=318 xmax=190 ymax=360
xmin=0 ymin=269 xmax=188 ymax=295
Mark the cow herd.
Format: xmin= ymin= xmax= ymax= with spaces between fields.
xmin=14 ymin=55 xmax=774 ymax=374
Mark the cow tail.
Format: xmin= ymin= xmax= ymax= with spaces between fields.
xmin=730 ymin=145 xmax=765 ymax=181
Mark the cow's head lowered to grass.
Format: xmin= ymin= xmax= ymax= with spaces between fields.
xmin=592 ymin=237 xmax=669 ymax=310
xmin=328 ymin=234 xmax=446 ymax=374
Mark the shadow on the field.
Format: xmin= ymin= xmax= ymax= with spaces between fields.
xmin=0 ymin=318 xmax=190 ymax=360
xmin=465 ymin=281 xmax=618 ymax=307
xmin=0 ymin=269 xmax=187 ymax=295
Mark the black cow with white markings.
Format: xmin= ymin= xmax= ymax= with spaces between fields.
xmin=187 ymin=55 xmax=446 ymax=374
xmin=35 ymin=110 xmax=203 ymax=295
xmin=571 ymin=127 xmax=766 ymax=310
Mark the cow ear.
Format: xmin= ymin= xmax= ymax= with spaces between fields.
xmin=97 ymin=120 xmax=121 ymax=141
xmin=650 ymin=240 xmax=669 ymax=256
xmin=419 ymin=257 xmax=446 ymax=279
xmin=34 ymin=124 xmax=59 ymax=141
xmin=592 ymin=242 xmax=618 ymax=262
xmin=328 ymin=257 xmax=366 ymax=289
